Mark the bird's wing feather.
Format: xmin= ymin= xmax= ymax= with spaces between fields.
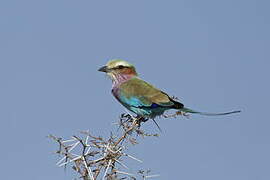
xmin=118 ymin=77 xmax=174 ymax=108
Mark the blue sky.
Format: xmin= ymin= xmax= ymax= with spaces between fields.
xmin=0 ymin=0 xmax=269 ymax=179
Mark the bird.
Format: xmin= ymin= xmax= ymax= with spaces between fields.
xmin=98 ymin=59 xmax=240 ymax=123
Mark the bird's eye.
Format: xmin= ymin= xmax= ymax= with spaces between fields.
xmin=118 ymin=65 xmax=125 ymax=69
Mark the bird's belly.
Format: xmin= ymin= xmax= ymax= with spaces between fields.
xmin=126 ymin=105 xmax=166 ymax=119
xmin=112 ymin=88 xmax=166 ymax=118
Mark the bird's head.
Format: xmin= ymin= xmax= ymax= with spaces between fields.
xmin=98 ymin=59 xmax=138 ymax=83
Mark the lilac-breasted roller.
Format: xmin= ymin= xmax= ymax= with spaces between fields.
xmin=98 ymin=59 xmax=240 ymax=120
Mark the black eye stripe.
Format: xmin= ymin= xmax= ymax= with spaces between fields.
xmin=118 ymin=65 xmax=125 ymax=69
xmin=110 ymin=65 xmax=129 ymax=70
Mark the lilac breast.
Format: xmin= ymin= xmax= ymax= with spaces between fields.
xmin=111 ymin=87 xmax=121 ymax=102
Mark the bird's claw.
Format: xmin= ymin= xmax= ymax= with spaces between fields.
xmin=134 ymin=116 xmax=148 ymax=128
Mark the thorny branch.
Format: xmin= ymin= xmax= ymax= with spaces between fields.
xmin=49 ymin=114 xmax=160 ymax=180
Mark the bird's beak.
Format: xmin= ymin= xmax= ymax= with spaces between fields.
xmin=98 ymin=66 xmax=108 ymax=72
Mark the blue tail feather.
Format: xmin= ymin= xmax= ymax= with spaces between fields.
xmin=181 ymin=107 xmax=241 ymax=116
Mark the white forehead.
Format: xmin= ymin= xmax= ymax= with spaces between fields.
xmin=114 ymin=61 xmax=131 ymax=67
xmin=106 ymin=59 xmax=133 ymax=68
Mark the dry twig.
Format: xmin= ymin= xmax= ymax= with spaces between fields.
xmin=49 ymin=114 xmax=159 ymax=180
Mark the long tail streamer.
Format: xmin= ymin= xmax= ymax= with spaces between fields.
xmin=181 ymin=107 xmax=241 ymax=116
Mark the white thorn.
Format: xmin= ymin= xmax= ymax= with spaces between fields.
xmin=62 ymin=138 xmax=77 ymax=143
xmin=70 ymin=156 xmax=82 ymax=162
xmin=58 ymin=161 xmax=70 ymax=167
xmin=68 ymin=141 xmax=80 ymax=152
xmin=115 ymin=170 xmax=135 ymax=177
xmin=58 ymin=155 xmax=82 ymax=167
xmin=145 ymin=174 xmax=160 ymax=179
xmin=115 ymin=159 xmax=129 ymax=170
xmin=102 ymin=160 xmax=112 ymax=180
xmin=83 ymin=156 xmax=94 ymax=180
xmin=106 ymin=144 xmax=122 ymax=154
xmin=90 ymin=157 xmax=104 ymax=163
xmin=56 ymin=157 xmax=67 ymax=166
xmin=85 ymin=146 xmax=91 ymax=155
xmin=85 ymin=135 xmax=89 ymax=145
xmin=123 ymin=153 xmax=143 ymax=163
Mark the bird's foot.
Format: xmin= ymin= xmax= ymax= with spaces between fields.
xmin=138 ymin=116 xmax=148 ymax=122
xmin=135 ymin=116 xmax=148 ymax=128
xmin=120 ymin=113 xmax=134 ymax=123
